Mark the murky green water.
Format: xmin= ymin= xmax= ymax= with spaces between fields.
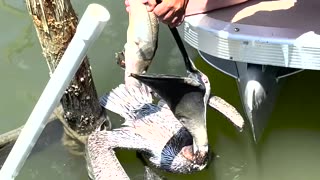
xmin=1 ymin=0 xmax=320 ymax=180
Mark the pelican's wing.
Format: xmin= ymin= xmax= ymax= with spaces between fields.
xmin=208 ymin=95 xmax=245 ymax=131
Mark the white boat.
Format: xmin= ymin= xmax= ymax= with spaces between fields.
xmin=178 ymin=0 xmax=320 ymax=141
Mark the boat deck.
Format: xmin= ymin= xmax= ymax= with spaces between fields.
xmin=179 ymin=0 xmax=320 ymax=70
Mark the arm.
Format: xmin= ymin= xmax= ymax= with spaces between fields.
xmin=125 ymin=0 xmax=188 ymax=27
xmin=125 ymin=0 xmax=250 ymax=26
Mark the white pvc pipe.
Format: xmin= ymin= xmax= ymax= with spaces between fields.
xmin=0 ymin=4 xmax=110 ymax=180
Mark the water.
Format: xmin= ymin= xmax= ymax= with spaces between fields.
xmin=1 ymin=0 xmax=320 ymax=179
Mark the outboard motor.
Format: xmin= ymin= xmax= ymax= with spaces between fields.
xmin=199 ymin=51 xmax=302 ymax=142
xmin=237 ymin=63 xmax=281 ymax=142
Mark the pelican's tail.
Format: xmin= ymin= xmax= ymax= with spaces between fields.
xmin=99 ymin=84 xmax=152 ymax=121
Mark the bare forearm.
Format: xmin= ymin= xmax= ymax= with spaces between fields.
xmin=124 ymin=0 xmax=250 ymax=27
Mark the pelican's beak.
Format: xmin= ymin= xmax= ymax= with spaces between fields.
xmin=130 ymin=73 xmax=204 ymax=110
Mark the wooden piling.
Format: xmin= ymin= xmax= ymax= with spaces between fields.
xmin=25 ymin=0 xmax=110 ymax=152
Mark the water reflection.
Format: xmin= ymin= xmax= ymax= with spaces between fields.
xmin=1 ymin=0 xmax=320 ymax=180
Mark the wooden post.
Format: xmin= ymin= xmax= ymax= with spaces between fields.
xmin=25 ymin=0 xmax=110 ymax=145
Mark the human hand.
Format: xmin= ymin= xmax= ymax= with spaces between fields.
xmin=146 ymin=0 xmax=189 ymax=27
xmin=124 ymin=0 xmax=134 ymax=13
xmin=125 ymin=0 xmax=189 ymax=27
xmin=125 ymin=0 xmax=148 ymax=12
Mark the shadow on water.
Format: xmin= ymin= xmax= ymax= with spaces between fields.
xmin=1 ymin=0 xmax=320 ymax=179
xmin=256 ymin=70 xmax=320 ymax=180
xmin=0 ymin=120 xmax=64 ymax=167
